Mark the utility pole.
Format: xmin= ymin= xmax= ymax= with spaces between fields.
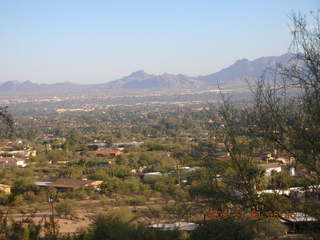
xmin=48 ymin=192 xmax=58 ymax=240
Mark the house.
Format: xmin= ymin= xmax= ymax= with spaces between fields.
xmin=275 ymin=154 xmax=295 ymax=165
xmin=280 ymin=212 xmax=318 ymax=234
xmin=260 ymin=152 xmax=274 ymax=161
xmin=0 ymin=157 xmax=27 ymax=168
xmin=150 ymin=222 xmax=198 ymax=231
xmin=258 ymin=163 xmax=282 ymax=176
xmin=289 ymin=185 xmax=320 ymax=199
xmin=0 ymin=147 xmax=36 ymax=158
xmin=143 ymin=172 xmax=163 ymax=183
xmin=92 ymin=149 xmax=123 ymax=157
xmin=257 ymin=151 xmax=295 ymax=165
xmin=112 ymin=141 xmax=144 ymax=147
xmin=0 ymin=184 xmax=11 ymax=194
xmin=44 ymin=179 xmax=103 ymax=191
xmin=257 ymin=189 xmax=290 ymax=196
xmin=35 ymin=181 xmax=53 ymax=188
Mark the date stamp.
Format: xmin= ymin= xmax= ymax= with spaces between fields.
xmin=206 ymin=209 xmax=296 ymax=219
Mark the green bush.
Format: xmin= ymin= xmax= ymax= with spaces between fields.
xmin=148 ymin=205 xmax=163 ymax=218
xmin=127 ymin=195 xmax=147 ymax=206
xmin=84 ymin=209 xmax=181 ymax=240
xmin=55 ymin=199 xmax=77 ymax=219
xmin=12 ymin=179 xmax=37 ymax=196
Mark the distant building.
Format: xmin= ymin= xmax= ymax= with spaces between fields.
xmin=150 ymin=222 xmax=198 ymax=231
xmin=0 ymin=157 xmax=27 ymax=168
xmin=0 ymin=148 xmax=36 ymax=158
xmin=92 ymin=149 xmax=123 ymax=157
xmin=258 ymin=163 xmax=282 ymax=176
xmin=143 ymin=172 xmax=163 ymax=183
xmin=280 ymin=212 xmax=318 ymax=234
xmin=37 ymin=179 xmax=103 ymax=191
xmin=35 ymin=181 xmax=53 ymax=188
xmin=87 ymin=143 xmax=107 ymax=150
xmin=289 ymin=185 xmax=320 ymax=199
xmin=275 ymin=154 xmax=295 ymax=165
xmin=112 ymin=141 xmax=144 ymax=147
xmin=257 ymin=189 xmax=290 ymax=196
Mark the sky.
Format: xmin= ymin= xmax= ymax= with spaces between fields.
xmin=0 ymin=0 xmax=318 ymax=84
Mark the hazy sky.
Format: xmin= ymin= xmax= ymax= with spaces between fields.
xmin=1 ymin=0 xmax=318 ymax=84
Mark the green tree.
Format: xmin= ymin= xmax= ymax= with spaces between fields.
xmin=12 ymin=179 xmax=37 ymax=197
xmin=0 ymin=106 xmax=14 ymax=138
xmin=213 ymin=11 xmax=320 ymax=239
xmin=246 ymin=11 xmax=320 ymax=236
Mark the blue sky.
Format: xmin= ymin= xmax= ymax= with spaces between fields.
xmin=0 ymin=0 xmax=318 ymax=84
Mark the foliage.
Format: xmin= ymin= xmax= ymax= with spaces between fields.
xmin=191 ymin=218 xmax=286 ymax=240
xmin=83 ymin=209 xmax=181 ymax=240
xmin=12 ymin=179 xmax=37 ymax=197
xmin=0 ymin=106 xmax=14 ymax=138
xmin=55 ymin=200 xmax=78 ymax=219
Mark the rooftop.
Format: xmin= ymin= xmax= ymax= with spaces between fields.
xmin=258 ymin=163 xmax=282 ymax=169
xmin=47 ymin=179 xmax=102 ymax=189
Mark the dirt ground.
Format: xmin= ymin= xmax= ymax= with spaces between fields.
xmin=9 ymin=197 xmax=176 ymax=234
xmin=57 ymin=217 xmax=92 ymax=233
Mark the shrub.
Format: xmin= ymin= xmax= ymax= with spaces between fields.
xmin=85 ymin=209 xmax=180 ymax=240
xmin=23 ymin=191 xmax=36 ymax=201
xmin=0 ymin=193 xmax=9 ymax=205
xmin=12 ymin=179 xmax=37 ymax=196
xmin=148 ymin=205 xmax=163 ymax=218
xmin=127 ymin=195 xmax=147 ymax=206
xmin=55 ymin=199 xmax=77 ymax=219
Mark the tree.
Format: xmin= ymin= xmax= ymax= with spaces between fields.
xmin=12 ymin=179 xmax=37 ymax=197
xmin=249 ymin=11 xmax=320 ymax=178
xmin=196 ymin=11 xmax=320 ymax=239
xmin=84 ymin=209 xmax=181 ymax=240
xmin=216 ymin=10 xmax=320 ymax=238
xmin=246 ymin=11 xmax=320 ymax=238
xmin=0 ymin=106 xmax=14 ymax=138
xmin=249 ymin=9 xmax=320 ymax=210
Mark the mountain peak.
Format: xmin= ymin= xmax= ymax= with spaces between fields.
xmin=3 ymin=80 xmax=20 ymax=84
xmin=128 ymin=70 xmax=148 ymax=78
xmin=198 ymin=53 xmax=293 ymax=87
xmin=106 ymin=70 xmax=199 ymax=89
xmin=234 ymin=58 xmax=249 ymax=65
xmin=22 ymin=80 xmax=33 ymax=84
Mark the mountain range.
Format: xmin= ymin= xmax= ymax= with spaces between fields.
xmin=0 ymin=53 xmax=294 ymax=96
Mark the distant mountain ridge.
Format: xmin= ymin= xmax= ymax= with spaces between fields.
xmin=0 ymin=53 xmax=294 ymax=95
xmin=0 ymin=80 xmax=85 ymax=96
xmin=198 ymin=53 xmax=294 ymax=87
xmin=0 ymin=80 xmax=78 ymax=91
xmin=105 ymin=70 xmax=200 ymax=89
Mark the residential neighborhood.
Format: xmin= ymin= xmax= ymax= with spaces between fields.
xmin=0 ymin=1 xmax=318 ymax=239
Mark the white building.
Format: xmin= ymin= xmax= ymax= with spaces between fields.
xmin=150 ymin=222 xmax=198 ymax=231
xmin=258 ymin=163 xmax=282 ymax=176
xmin=0 ymin=157 xmax=27 ymax=168
xmin=143 ymin=172 xmax=163 ymax=183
